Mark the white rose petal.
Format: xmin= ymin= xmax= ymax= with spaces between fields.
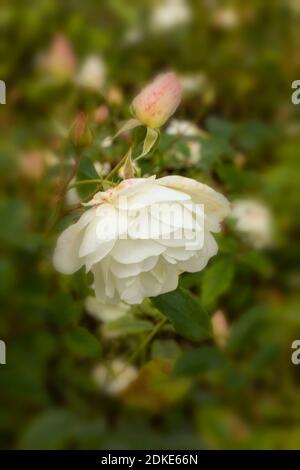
xmin=53 ymin=176 xmax=229 ymax=304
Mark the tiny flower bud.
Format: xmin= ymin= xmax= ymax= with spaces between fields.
xmin=94 ymin=105 xmax=109 ymax=124
xmin=118 ymin=147 xmax=136 ymax=179
xmin=211 ymin=310 xmax=229 ymax=348
xmin=131 ymin=72 xmax=182 ymax=128
xmin=20 ymin=151 xmax=45 ymax=181
xmin=45 ymin=34 xmax=76 ymax=81
xmin=107 ymin=86 xmax=124 ymax=106
xmin=70 ymin=112 xmax=93 ymax=148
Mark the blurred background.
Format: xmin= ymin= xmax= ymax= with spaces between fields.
xmin=0 ymin=0 xmax=300 ymax=450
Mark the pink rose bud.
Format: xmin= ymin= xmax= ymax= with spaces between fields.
xmin=70 ymin=112 xmax=93 ymax=148
xmin=47 ymin=34 xmax=76 ymax=80
xmin=20 ymin=151 xmax=45 ymax=181
xmin=94 ymin=105 xmax=109 ymax=125
xmin=131 ymin=72 xmax=182 ymax=128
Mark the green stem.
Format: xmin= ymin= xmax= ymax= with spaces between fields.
xmin=105 ymin=153 xmax=128 ymax=181
xmin=68 ymin=179 xmax=103 ymax=189
xmin=128 ymin=317 xmax=167 ymax=365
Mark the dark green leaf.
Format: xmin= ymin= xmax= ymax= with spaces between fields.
xmin=65 ymin=327 xmax=101 ymax=358
xmin=76 ymin=157 xmax=100 ymax=199
xmin=173 ymin=346 xmax=228 ymax=376
xmin=206 ymin=116 xmax=235 ymax=140
xmin=152 ymin=287 xmax=211 ymax=341
xmin=20 ymin=409 xmax=80 ymax=450
xmin=201 ymin=258 xmax=235 ymax=310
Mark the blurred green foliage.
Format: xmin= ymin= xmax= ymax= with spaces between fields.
xmin=0 ymin=0 xmax=300 ymax=450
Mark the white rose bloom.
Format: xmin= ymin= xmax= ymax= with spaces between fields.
xmin=231 ymin=199 xmax=273 ymax=248
xmin=76 ymin=55 xmax=106 ymax=91
xmin=150 ymin=0 xmax=191 ymax=31
xmin=166 ymin=119 xmax=202 ymax=164
xmin=85 ymin=296 xmax=129 ymax=323
xmin=93 ymin=359 xmax=138 ymax=396
xmin=53 ymin=175 xmax=229 ymax=305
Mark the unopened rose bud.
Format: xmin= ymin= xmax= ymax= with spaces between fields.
xmin=70 ymin=112 xmax=93 ymax=148
xmin=118 ymin=147 xmax=136 ymax=179
xmin=94 ymin=105 xmax=109 ymax=124
xmin=45 ymin=34 xmax=76 ymax=81
xmin=131 ymin=72 xmax=182 ymax=128
xmin=20 ymin=151 xmax=45 ymax=181
xmin=212 ymin=310 xmax=229 ymax=348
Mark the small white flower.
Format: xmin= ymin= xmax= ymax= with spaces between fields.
xmin=94 ymin=161 xmax=111 ymax=177
xmin=101 ymin=136 xmax=113 ymax=149
xmin=150 ymin=0 xmax=191 ymax=31
xmin=85 ymin=297 xmax=129 ymax=323
xmin=76 ymin=55 xmax=106 ymax=92
xmin=212 ymin=8 xmax=239 ymax=30
xmin=53 ymin=175 xmax=229 ymax=305
xmin=92 ymin=359 xmax=138 ymax=396
xmin=180 ymin=73 xmax=207 ymax=96
xmin=44 ymin=151 xmax=60 ymax=168
xmin=231 ymin=199 xmax=273 ymax=248
xmin=166 ymin=119 xmax=202 ymax=164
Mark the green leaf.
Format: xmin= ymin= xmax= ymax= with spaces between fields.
xmin=102 ymin=317 xmax=153 ymax=338
xmin=227 ymin=305 xmax=268 ymax=353
xmin=20 ymin=409 xmax=80 ymax=450
xmin=65 ymin=327 xmax=101 ymax=358
xmin=240 ymin=250 xmax=273 ymax=278
xmin=76 ymin=157 xmax=100 ymax=199
xmin=236 ymin=121 xmax=275 ymax=154
xmin=206 ymin=116 xmax=235 ymax=140
xmin=152 ymin=287 xmax=211 ymax=341
xmin=201 ymin=258 xmax=235 ymax=310
xmin=47 ymin=292 xmax=81 ymax=325
xmin=216 ymin=163 xmax=257 ymax=192
xmin=151 ymin=339 xmax=181 ymax=360
xmin=136 ymin=127 xmax=159 ymax=160
xmin=173 ymin=346 xmax=228 ymax=376
xmin=78 ymin=156 xmax=99 ymax=180
xmin=200 ymin=137 xmax=233 ymax=170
